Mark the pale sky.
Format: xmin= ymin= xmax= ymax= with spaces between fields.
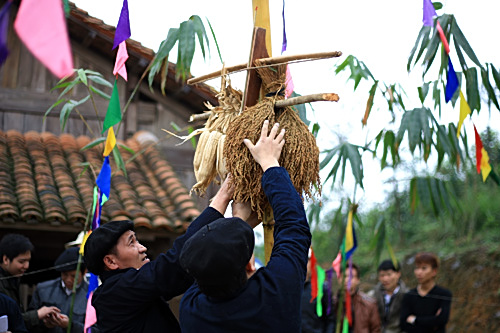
xmin=72 ymin=0 xmax=500 ymax=221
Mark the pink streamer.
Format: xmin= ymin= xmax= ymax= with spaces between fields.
xmin=285 ymin=65 xmax=294 ymax=98
xmin=84 ymin=291 xmax=97 ymax=332
xmin=436 ymin=21 xmax=450 ymax=55
xmin=332 ymin=252 xmax=342 ymax=279
xmin=113 ymin=41 xmax=128 ymax=81
xmin=14 ymin=0 xmax=73 ymax=79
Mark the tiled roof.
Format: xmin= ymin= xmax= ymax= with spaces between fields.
xmin=0 ymin=130 xmax=200 ymax=232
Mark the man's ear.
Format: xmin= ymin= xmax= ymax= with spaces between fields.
xmin=245 ymin=260 xmax=256 ymax=278
xmin=103 ymin=254 xmax=119 ymax=271
xmin=2 ymin=255 xmax=9 ymax=266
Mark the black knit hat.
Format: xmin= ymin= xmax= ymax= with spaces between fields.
xmin=180 ymin=217 xmax=254 ymax=287
xmin=55 ymin=247 xmax=83 ymax=272
xmin=84 ymin=220 xmax=134 ymax=275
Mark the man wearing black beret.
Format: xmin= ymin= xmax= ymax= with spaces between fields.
xmin=179 ymin=120 xmax=312 ymax=332
xmin=83 ymin=166 xmax=235 ymax=332
xmin=28 ymin=247 xmax=88 ymax=333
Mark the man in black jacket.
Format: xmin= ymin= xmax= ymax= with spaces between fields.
xmin=83 ymin=176 xmax=234 ymax=332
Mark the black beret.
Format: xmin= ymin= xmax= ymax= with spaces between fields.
xmin=55 ymin=247 xmax=82 ymax=272
xmin=84 ymin=220 xmax=134 ymax=275
xmin=180 ymin=217 xmax=254 ymax=287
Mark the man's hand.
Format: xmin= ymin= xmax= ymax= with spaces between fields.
xmin=209 ymin=174 xmax=235 ymax=215
xmin=406 ymin=315 xmax=416 ymax=324
xmin=243 ymin=120 xmax=285 ymax=172
xmin=52 ymin=313 xmax=69 ymax=328
xmin=232 ymin=201 xmax=260 ymax=228
xmin=37 ymin=306 xmax=60 ymax=320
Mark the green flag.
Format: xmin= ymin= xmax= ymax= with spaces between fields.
xmin=316 ymin=265 xmax=326 ymax=317
xmin=102 ymin=79 xmax=122 ymax=133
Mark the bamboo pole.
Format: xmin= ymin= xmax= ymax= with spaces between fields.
xmin=188 ymin=93 xmax=339 ymax=122
xmin=187 ymin=51 xmax=343 ymax=85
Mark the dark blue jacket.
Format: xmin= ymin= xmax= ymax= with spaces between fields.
xmin=28 ymin=277 xmax=88 ymax=333
xmin=92 ymin=207 xmax=223 ymax=333
xmin=180 ymin=167 xmax=311 ymax=332
xmin=0 ymin=293 xmax=28 ymax=333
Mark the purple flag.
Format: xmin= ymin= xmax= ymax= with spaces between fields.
xmin=281 ymin=0 xmax=287 ymax=54
xmin=423 ymin=0 xmax=437 ymax=27
xmin=445 ymin=58 xmax=459 ymax=103
xmin=0 ymin=1 xmax=12 ymax=66
xmin=113 ymin=0 xmax=131 ymax=50
xmin=96 ymin=156 xmax=112 ymax=198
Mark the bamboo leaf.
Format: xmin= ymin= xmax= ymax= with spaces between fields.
xmin=117 ymin=143 xmax=135 ymax=154
xmin=149 ymin=28 xmax=179 ymax=87
xmin=44 ymin=99 xmax=65 ymax=120
xmin=88 ymin=75 xmax=113 ymax=89
xmin=113 ymin=145 xmax=127 ymax=177
xmin=81 ymin=137 xmax=106 ymax=151
xmin=178 ymin=19 xmax=195 ymax=80
xmin=465 ymin=67 xmax=480 ymax=112
xmin=408 ymin=25 xmax=431 ymax=71
xmin=345 ymin=143 xmax=364 ymax=189
xmin=362 ymin=80 xmax=378 ymax=126
xmin=490 ymin=63 xmax=500 ymax=88
xmin=481 ymin=67 xmax=500 ymax=110
xmin=77 ymin=68 xmax=88 ymax=86
xmin=206 ymin=18 xmax=223 ymax=64
xmin=191 ymin=15 xmax=209 ymax=59
xmin=418 ymin=82 xmax=430 ymax=104
xmin=58 ymin=79 xmax=80 ymax=99
xmin=450 ymin=17 xmax=483 ymax=69
xmin=60 ymin=101 xmax=75 ymax=132
xmin=89 ymin=85 xmax=111 ymax=100
xmin=410 ymin=177 xmax=418 ymax=213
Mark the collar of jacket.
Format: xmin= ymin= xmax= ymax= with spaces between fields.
xmin=100 ymin=268 xmax=133 ymax=282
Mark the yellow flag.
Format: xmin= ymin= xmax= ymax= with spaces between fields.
xmin=480 ymin=147 xmax=492 ymax=182
xmin=457 ymin=90 xmax=471 ymax=138
xmin=252 ymin=0 xmax=272 ymax=56
xmin=103 ymin=127 xmax=116 ymax=157
xmin=79 ymin=231 xmax=92 ymax=255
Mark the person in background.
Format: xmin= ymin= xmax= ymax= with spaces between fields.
xmin=0 ymin=234 xmax=59 ymax=330
xmin=400 ymin=252 xmax=452 ymax=333
xmin=371 ymin=260 xmax=408 ymax=333
xmin=29 ymin=247 xmax=88 ymax=333
xmin=0 ymin=293 xmax=28 ymax=333
xmin=335 ymin=263 xmax=381 ymax=333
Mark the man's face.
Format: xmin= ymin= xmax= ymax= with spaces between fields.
xmin=378 ymin=269 xmax=401 ymax=292
xmin=338 ymin=268 xmax=360 ymax=293
xmin=61 ymin=270 xmax=83 ymax=291
xmin=2 ymin=251 xmax=31 ymax=276
xmin=107 ymin=231 xmax=149 ymax=270
xmin=414 ymin=263 xmax=437 ymax=284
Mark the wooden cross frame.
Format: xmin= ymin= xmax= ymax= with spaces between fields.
xmin=187 ymin=27 xmax=342 ymax=264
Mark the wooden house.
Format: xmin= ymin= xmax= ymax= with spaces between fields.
xmin=0 ymin=0 xmax=217 ymax=293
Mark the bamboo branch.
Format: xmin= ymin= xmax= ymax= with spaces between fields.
xmin=188 ymin=92 xmax=339 ymax=122
xmin=187 ymin=51 xmax=343 ymax=85
xmin=275 ymin=93 xmax=339 ymax=107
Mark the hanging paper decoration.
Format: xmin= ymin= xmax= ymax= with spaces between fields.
xmin=309 ymin=248 xmax=318 ymax=302
xmin=102 ymin=80 xmax=122 ymax=133
xmin=315 ymin=266 xmax=325 ymax=317
xmin=103 ymin=127 xmax=117 ymax=157
xmin=285 ymin=65 xmax=294 ymax=98
xmin=281 ymin=0 xmax=287 ymax=54
xmin=422 ymin=0 xmax=437 ymax=26
xmin=456 ymin=90 xmax=471 ymax=137
xmin=83 ymin=291 xmax=97 ymax=332
xmin=344 ymin=207 xmax=357 ymax=259
xmin=435 ymin=21 xmax=450 ymax=54
xmin=113 ymin=0 xmax=131 ymax=50
xmin=325 ymin=268 xmax=333 ymax=315
xmin=445 ymin=58 xmax=459 ymax=103
xmin=113 ymin=41 xmax=129 ymax=81
xmin=96 ymin=156 xmax=112 ymax=198
xmin=0 ymin=1 xmax=12 ymax=67
xmin=14 ymin=0 xmax=73 ymax=79
xmin=332 ymin=252 xmax=342 ymax=279
xmin=473 ymin=125 xmax=492 ymax=182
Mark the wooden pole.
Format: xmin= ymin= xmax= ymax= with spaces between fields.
xmin=187 ymin=51 xmax=343 ymax=85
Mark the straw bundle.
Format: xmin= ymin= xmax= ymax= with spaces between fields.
xmin=224 ymin=61 xmax=321 ymax=219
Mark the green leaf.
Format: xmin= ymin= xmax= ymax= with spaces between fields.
xmin=44 ymin=99 xmax=65 ymax=120
xmin=77 ymin=68 xmax=88 ymax=86
xmin=59 ymin=96 xmax=90 ymax=132
xmin=80 ymin=137 xmax=106 ymax=151
xmin=117 ymin=143 xmax=135 ymax=155
xmin=291 ymin=91 xmax=310 ymax=126
xmin=433 ymin=2 xmax=443 ymax=10
xmin=149 ymin=28 xmax=179 ymax=87
xmin=311 ymin=123 xmax=320 ymax=138
xmin=465 ymin=67 xmax=480 ymax=112
xmin=77 ymin=162 xmax=90 ymax=180
xmin=345 ymin=143 xmax=364 ymax=189
xmin=418 ymin=82 xmax=430 ymax=104
xmin=50 ymin=81 xmax=73 ymax=92
xmin=58 ymin=79 xmax=80 ymax=99
xmin=450 ymin=17 xmax=483 ymax=69
xmin=421 ymin=23 xmax=441 ymax=76
xmin=84 ymin=69 xmax=103 ymax=76
xmin=408 ymin=25 xmax=431 ymax=72
xmin=190 ymin=15 xmax=209 ymax=59
xmin=89 ymin=85 xmax=111 ymax=100
xmin=206 ymin=18 xmax=223 ymax=64
xmin=490 ymin=63 xmax=500 ymax=88
xmin=187 ymin=127 xmax=197 ymax=149
xmin=88 ymin=75 xmax=113 ymax=89
xmin=363 ymin=80 xmax=378 ymax=126
xmin=178 ymin=19 xmax=195 ymax=80
xmin=481 ymin=67 xmax=500 ymax=111
xmin=409 ymin=177 xmax=418 ymax=213
xmin=113 ymin=145 xmax=127 ymax=177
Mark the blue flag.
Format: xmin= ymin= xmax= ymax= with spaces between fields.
xmin=445 ymin=58 xmax=459 ymax=103
xmin=96 ymin=156 xmax=111 ymax=198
